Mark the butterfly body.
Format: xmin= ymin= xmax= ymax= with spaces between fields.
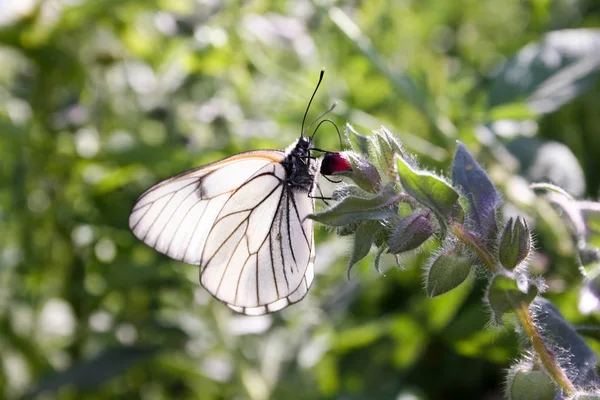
xmin=281 ymin=136 xmax=318 ymax=190
xmin=129 ymin=137 xmax=318 ymax=315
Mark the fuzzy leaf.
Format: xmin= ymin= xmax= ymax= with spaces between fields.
xmin=537 ymin=298 xmax=600 ymax=389
xmin=345 ymin=124 xmax=371 ymax=156
xmin=346 ymin=222 xmax=380 ymax=278
xmin=426 ymin=248 xmax=472 ymax=297
xmin=309 ymin=184 xmax=399 ymax=227
xmin=486 ymin=275 xmax=537 ymax=325
xmin=372 ymin=127 xmax=412 ymax=177
xmin=396 ymin=154 xmax=459 ymax=233
xmin=374 ymin=130 xmax=396 ymax=174
xmin=452 ymin=142 xmax=502 ymax=241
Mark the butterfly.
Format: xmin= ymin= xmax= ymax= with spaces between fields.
xmin=129 ymin=70 xmax=336 ymax=315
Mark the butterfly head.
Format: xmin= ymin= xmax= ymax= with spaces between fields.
xmin=284 ymin=136 xmax=313 ymax=164
xmin=296 ymin=135 xmax=313 ymax=156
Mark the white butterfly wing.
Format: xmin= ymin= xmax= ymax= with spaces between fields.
xmin=129 ymin=151 xmax=285 ymax=264
xmin=199 ymin=162 xmax=315 ymax=315
xmin=129 ymin=150 xmax=315 ymax=315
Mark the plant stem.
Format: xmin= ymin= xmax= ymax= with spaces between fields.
xmin=451 ymin=221 xmax=576 ymax=395
xmin=450 ymin=222 xmax=498 ymax=273
xmin=451 ymin=222 xmax=576 ymax=394
xmin=516 ymin=304 xmax=576 ymax=396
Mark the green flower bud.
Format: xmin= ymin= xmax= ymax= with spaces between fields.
xmin=508 ymin=370 xmax=556 ymax=400
xmin=426 ymin=246 xmax=472 ymax=297
xmin=387 ymin=213 xmax=435 ymax=254
xmin=499 ymin=217 xmax=531 ymax=271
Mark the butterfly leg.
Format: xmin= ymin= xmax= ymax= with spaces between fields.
xmin=309 ymin=182 xmax=333 ymax=205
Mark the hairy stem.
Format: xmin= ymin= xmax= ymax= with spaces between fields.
xmin=516 ymin=304 xmax=576 ymax=396
xmin=450 ymin=222 xmax=498 ymax=273
xmin=451 ymin=222 xmax=575 ymax=394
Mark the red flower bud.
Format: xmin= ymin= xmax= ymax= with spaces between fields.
xmin=320 ymin=152 xmax=352 ymax=175
xmin=320 ymin=151 xmax=381 ymax=192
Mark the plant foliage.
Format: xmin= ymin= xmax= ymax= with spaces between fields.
xmin=1 ymin=1 xmax=600 ymax=399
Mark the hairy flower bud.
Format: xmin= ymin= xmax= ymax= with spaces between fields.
xmin=426 ymin=246 xmax=471 ymax=297
xmin=499 ymin=217 xmax=531 ymax=271
xmin=508 ymin=369 xmax=557 ymax=400
xmin=321 ymin=151 xmax=381 ymax=193
xmin=387 ymin=212 xmax=435 ymax=254
xmin=320 ymin=152 xmax=352 ymax=175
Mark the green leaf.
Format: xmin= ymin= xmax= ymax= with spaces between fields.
xmin=345 ymin=123 xmax=371 ymax=156
xmin=372 ymin=127 xmax=411 ymax=178
xmin=426 ymin=247 xmax=472 ymax=297
xmin=346 ymin=222 xmax=380 ymax=278
xmin=509 ymin=370 xmax=557 ymax=400
xmin=309 ymin=184 xmax=399 ymax=227
xmin=489 ymin=29 xmax=600 ymax=114
xmin=486 ymin=275 xmax=538 ymax=325
xmin=395 ymin=154 xmax=459 ymax=233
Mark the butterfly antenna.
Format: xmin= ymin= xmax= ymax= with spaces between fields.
xmin=301 ymin=68 xmax=326 ymax=138
xmin=310 ymin=118 xmax=343 ymax=150
xmin=304 ymin=101 xmax=337 ymax=136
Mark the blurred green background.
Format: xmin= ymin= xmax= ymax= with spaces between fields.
xmin=1 ymin=0 xmax=600 ymax=399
